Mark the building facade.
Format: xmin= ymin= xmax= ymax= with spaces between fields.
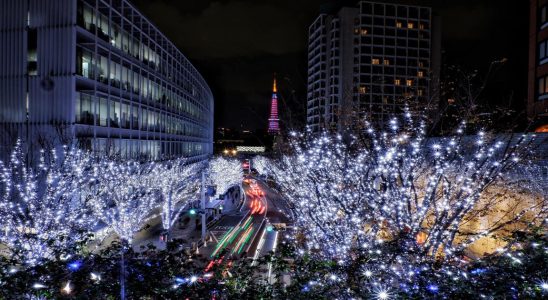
xmin=529 ymin=0 xmax=548 ymax=132
xmin=0 ymin=0 xmax=214 ymax=160
xmin=306 ymin=1 xmax=440 ymax=132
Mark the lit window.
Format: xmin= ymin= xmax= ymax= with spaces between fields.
xmin=359 ymin=85 xmax=367 ymax=94
xmin=372 ymin=58 xmax=380 ymax=65
xmin=360 ymin=29 xmax=368 ymax=36
xmin=383 ymin=59 xmax=390 ymax=65
xmin=418 ymin=61 xmax=424 ymax=68
xmin=542 ymin=78 xmax=548 ymax=97
xmin=354 ymin=28 xmax=360 ymax=34
xmin=540 ymin=40 xmax=548 ymax=65
xmin=406 ymin=79 xmax=413 ymax=86
xmin=419 ymin=23 xmax=425 ymax=30
xmin=418 ymin=71 xmax=424 ymax=78
xmin=417 ymin=89 xmax=423 ymax=96
xmin=396 ymin=22 xmax=402 ymax=28
xmin=448 ymin=98 xmax=455 ymax=105
xmin=408 ymin=22 xmax=414 ymax=29
xmin=27 ymin=28 xmax=38 ymax=76
xmin=394 ymin=79 xmax=401 ymax=85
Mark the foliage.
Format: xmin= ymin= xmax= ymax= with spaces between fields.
xmin=0 ymin=229 xmax=546 ymax=299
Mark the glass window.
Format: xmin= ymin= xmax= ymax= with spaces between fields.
xmin=122 ymin=32 xmax=129 ymax=53
xmin=121 ymin=66 xmax=128 ymax=90
xmin=540 ymin=41 xmax=548 ymax=65
xmin=98 ymin=14 xmax=109 ymax=41
xmin=76 ymin=94 xmax=94 ymax=125
xmin=99 ymin=56 xmax=108 ymax=83
xmin=132 ymin=37 xmax=140 ymax=58
xmin=109 ymin=61 xmax=115 ymax=80
xmin=133 ymin=70 xmax=139 ymax=94
xmin=540 ymin=77 xmax=546 ymax=95
xmin=131 ymin=105 xmax=139 ymax=130
xmin=121 ymin=102 xmax=129 ymax=129
xmin=110 ymin=99 xmax=119 ymax=128
xmin=82 ymin=5 xmax=94 ymax=31
xmin=99 ymin=98 xmax=107 ymax=126
xmin=75 ymin=93 xmax=81 ymax=122
xmin=115 ymin=63 xmax=121 ymax=87
xmin=149 ymin=111 xmax=156 ymax=131
xmin=113 ymin=24 xmax=122 ymax=48
xmin=141 ymin=108 xmax=148 ymax=131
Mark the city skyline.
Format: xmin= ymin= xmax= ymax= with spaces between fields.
xmin=0 ymin=1 xmax=545 ymax=299
xmin=133 ymin=0 xmax=529 ymax=131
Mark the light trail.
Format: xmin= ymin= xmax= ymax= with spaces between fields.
xmin=267 ymin=231 xmax=279 ymax=284
xmin=251 ymin=227 xmax=268 ymax=266
xmin=211 ymin=215 xmax=253 ymax=257
xmin=232 ymin=225 xmax=254 ymax=255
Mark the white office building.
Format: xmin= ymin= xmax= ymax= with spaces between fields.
xmin=0 ymin=0 xmax=214 ymax=160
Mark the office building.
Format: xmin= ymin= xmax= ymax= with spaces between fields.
xmin=529 ymin=0 xmax=548 ymax=132
xmin=0 ymin=0 xmax=214 ymax=160
xmin=306 ymin=1 xmax=440 ymax=131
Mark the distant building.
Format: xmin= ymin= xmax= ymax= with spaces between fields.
xmin=528 ymin=0 xmax=548 ymax=132
xmin=268 ymin=76 xmax=280 ymax=134
xmin=306 ymin=1 xmax=441 ymax=132
xmin=0 ymin=0 xmax=214 ymax=160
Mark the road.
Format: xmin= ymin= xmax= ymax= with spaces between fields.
xmin=200 ymin=175 xmax=291 ymax=273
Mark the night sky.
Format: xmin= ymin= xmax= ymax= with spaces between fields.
xmin=132 ymin=0 xmax=529 ymax=131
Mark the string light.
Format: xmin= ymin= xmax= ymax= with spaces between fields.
xmin=266 ymin=111 xmax=545 ymax=296
xmin=85 ymin=159 xmax=159 ymax=243
xmin=0 ymin=141 xmax=95 ymax=265
xmin=61 ymin=281 xmax=72 ymax=294
xmin=207 ymin=157 xmax=243 ymax=199
xmin=149 ymin=159 xmax=204 ymax=234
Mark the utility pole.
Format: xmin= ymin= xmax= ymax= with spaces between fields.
xmin=201 ymin=171 xmax=207 ymax=242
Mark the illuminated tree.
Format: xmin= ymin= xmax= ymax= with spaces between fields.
xmin=0 ymin=141 xmax=94 ymax=265
xmin=85 ymin=159 xmax=160 ymax=300
xmin=85 ymin=160 xmax=159 ymax=244
xmin=150 ymin=159 xmax=204 ymax=240
xmin=270 ymin=112 xmax=546 ymax=261
xmin=207 ymin=156 xmax=243 ymax=198
xmin=252 ymin=156 xmax=271 ymax=176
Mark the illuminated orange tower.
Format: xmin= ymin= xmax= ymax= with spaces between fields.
xmin=268 ymin=75 xmax=280 ymax=134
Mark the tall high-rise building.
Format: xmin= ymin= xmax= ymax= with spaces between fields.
xmin=268 ymin=76 xmax=280 ymax=134
xmin=306 ymin=1 xmax=440 ymax=132
xmin=0 ymin=0 xmax=214 ymax=160
xmin=528 ymin=0 xmax=548 ymax=132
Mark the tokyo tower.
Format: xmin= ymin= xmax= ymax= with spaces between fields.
xmin=268 ymin=75 xmax=280 ymax=134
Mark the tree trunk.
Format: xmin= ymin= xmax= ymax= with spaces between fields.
xmin=120 ymin=242 xmax=127 ymax=300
